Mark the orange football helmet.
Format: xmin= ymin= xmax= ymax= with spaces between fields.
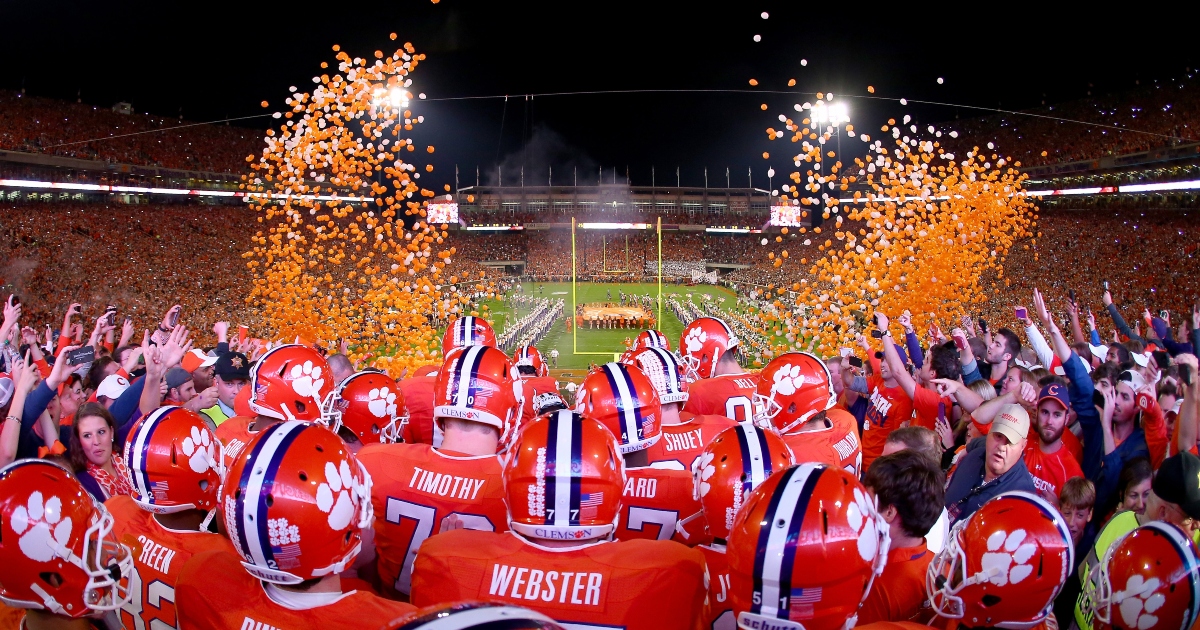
xmin=384 ymin=601 xmax=565 ymax=629
xmin=320 ymin=370 xmax=407 ymax=444
xmin=753 ymin=352 xmax=838 ymax=434
xmin=434 ymin=345 xmax=520 ymax=440
xmin=124 ymin=406 xmax=224 ymax=521
xmin=679 ymin=317 xmax=739 ymax=381
xmin=727 ymin=464 xmax=889 ymax=630
xmin=1083 ymin=521 xmax=1200 ymax=630
xmin=0 ymin=459 xmax=133 ymax=617
xmin=220 ymin=421 xmax=373 ymax=585
xmin=442 ymin=316 xmax=497 ymax=359
xmin=927 ymin=491 xmax=1074 ymax=629
xmin=634 ymin=329 xmax=672 ymax=352
xmin=687 ymin=423 xmax=795 ymax=541
xmin=513 ymin=345 xmax=548 ymax=377
xmin=504 ymin=410 xmax=625 ymax=542
xmin=248 ymin=344 xmax=334 ymax=422
xmin=630 ymin=346 xmax=689 ymax=405
xmin=575 ymin=362 xmax=662 ymax=454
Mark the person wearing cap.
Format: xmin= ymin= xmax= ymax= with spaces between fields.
xmin=181 ymin=347 xmax=218 ymax=391
xmin=165 ymin=366 xmax=220 ymax=429
xmin=1022 ymin=382 xmax=1085 ymax=500
xmin=200 ymin=351 xmax=250 ymax=428
xmin=944 ymin=403 xmax=1036 ymax=525
xmin=96 ymin=373 xmax=131 ymax=410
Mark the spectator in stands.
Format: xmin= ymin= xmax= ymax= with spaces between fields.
xmin=944 ymin=404 xmax=1036 ymax=525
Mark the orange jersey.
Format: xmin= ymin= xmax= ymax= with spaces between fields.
xmin=106 ymin=495 xmax=234 ymax=630
xmin=399 ymin=375 xmax=437 ymax=445
xmin=411 ymin=530 xmax=708 ymax=630
xmin=643 ymin=414 xmax=737 ymax=470
xmin=175 ymin=550 xmax=416 ymax=630
xmin=0 ymin=604 xmax=22 ymax=630
xmin=858 ymin=542 xmax=934 ymax=625
xmin=214 ymin=416 xmax=266 ymax=470
xmin=615 ymin=465 xmax=702 ymax=544
xmin=357 ymin=442 xmax=509 ymax=597
xmin=682 ymin=373 xmax=759 ymax=422
xmin=516 ymin=375 xmax=562 ymax=428
xmin=1024 ymin=441 xmax=1084 ymax=499
xmin=781 ymin=408 xmax=862 ymax=477
xmin=698 ymin=544 xmax=734 ymax=630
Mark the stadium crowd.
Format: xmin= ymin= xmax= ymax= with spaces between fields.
xmin=0 ymin=91 xmax=262 ymax=173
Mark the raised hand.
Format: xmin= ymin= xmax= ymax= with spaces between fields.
xmin=1017 ymin=381 xmax=1038 ymax=407
xmin=1087 ymin=309 xmax=1097 ymax=332
xmin=1033 ymin=288 xmax=1051 ymax=326
xmin=2 ymin=296 xmax=21 ymax=329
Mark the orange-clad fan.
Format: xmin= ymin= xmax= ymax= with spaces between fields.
xmin=858 ymin=330 xmax=916 ymax=472
xmin=110 ymin=406 xmax=234 ymax=630
xmin=858 ymin=450 xmax=945 ymax=625
xmin=0 ymin=459 xmax=134 ymax=627
xmin=358 ymin=345 xmax=516 ymax=598
xmin=176 ymin=421 xmax=416 ymax=628
xmin=1081 ymin=521 xmax=1200 ymax=630
xmin=755 ymin=352 xmax=863 ymax=476
xmin=926 ymin=492 xmax=1073 ymax=630
xmin=680 ymin=317 xmax=760 ymax=423
xmin=319 ymin=370 xmax=408 ymax=453
xmin=684 ymin=423 xmax=795 ymax=627
xmin=727 ymin=463 xmax=890 ymax=630
xmin=214 ymin=344 xmax=333 ymax=470
xmin=575 ymin=362 xmax=700 ymax=545
xmin=633 ymin=346 xmax=735 ymax=471
xmin=512 ymin=345 xmax=559 ymax=439
xmin=410 ymin=411 xmax=708 ymax=629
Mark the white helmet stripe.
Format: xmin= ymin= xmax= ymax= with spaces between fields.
xmin=454 ymin=345 xmax=487 ymax=407
xmin=605 ymin=363 xmax=640 ymax=444
xmin=239 ymin=421 xmax=307 ymax=570
xmin=740 ymin=424 xmax=768 ymax=485
xmin=553 ymin=410 xmax=574 ymax=527
xmin=757 ymin=464 xmax=820 ymax=618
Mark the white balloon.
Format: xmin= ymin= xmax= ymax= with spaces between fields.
xmin=800 ymin=59 xmax=808 ymax=66
xmin=937 ymin=77 xmax=944 ymax=84
xmin=761 ymin=11 xmax=769 ymax=18
xmin=753 ymin=34 xmax=762 ymax=42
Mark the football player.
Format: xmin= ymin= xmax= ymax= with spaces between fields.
xmin=0 ymin=459 xmax=134 ymax=629
xmin=110 ymin=406 xmax=234 ymax=630
xmin=679 ymin=317 xmax=759 ymax=423
xmin=175 ymin=421 xmax=416 ymax=627
xmin=381 ymin=601 xmax=565 ymax=629
xmin=214 ymin=344 xmax=333 ymax=470
xmin=512 ymin=345 xmax=559 ymax=439
xmin=357 ymin=346 xmax=517 ymax=598
xmin=320 ymin=369 xmax=408 ymax=453
xmin=754 ymin=352 xmax=863 ymax=476
xmin=726 ymin=463 xmax=890 ymax=630
xmin=633 ymin=347 xmax=735 ymax=472
xmin=398 ymin=364 xmax=441 ymax=446
xmin=684 ymin=424 xmax=795 ymax=628
xmin=410 ymin=411 xmax=708 ymax=629
xmin=1081 ymin=522 xmax=1200 ymax=630
xmin=576 ymin=362 xmax=700 ymax=543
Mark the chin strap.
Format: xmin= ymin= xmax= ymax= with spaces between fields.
xmin=200 ymin=508 xmax=217 ymax=532
xmin=29 ymin=583 xmax=66 ymax=616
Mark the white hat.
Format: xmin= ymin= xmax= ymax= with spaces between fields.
xmin=991 ymin=404 xmax=1030 ymax=444
xmin=1088 ymin=344 xmax=1109 ymax=361
xmin=1131 ymin=352 xmax=1150 ymax=368
xmin=96 ymin=374 xmax=130 ymax=400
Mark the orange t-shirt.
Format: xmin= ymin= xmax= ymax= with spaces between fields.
xmin=410 ymin=530 xmax=708 ymax=630
xmin=911 ymin=384 xmax=952 ymax=432
xmin=214 ymin=415 xmax=267 ymax=470
xmin=175 ymin=550 xmax=416 ymax=629
xmin=861 ymin=365 xmax=915 ymax=471
xmin=1062 ymin=429 xmax=1084 ymax=463
xmin=858 ymin=542 xmax=934 ymax=624
xmin=357 ymin=442 xmax=508 ymax=597
xmin=682 ymin=373 xmax=759 ymax=422
xmin=398 ymin=375 xmax=437 ymax=445
xmin=106 ymin=495 xmax=235 ymax=630
xmin=643 ymin=413 xmax=736 ymax=471
xmin=615 ymin=465 xmax=702 ymax=544
xmin=1024 ymin=441 xmax=1084 ymax=499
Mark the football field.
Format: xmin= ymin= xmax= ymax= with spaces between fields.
xmin=482 ymin=282 xmax=740 ymax=373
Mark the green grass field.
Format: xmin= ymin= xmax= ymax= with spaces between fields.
xmin=482 ymin=282 xmax=740 ymax=371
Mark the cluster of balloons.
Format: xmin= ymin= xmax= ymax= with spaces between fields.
xmin=242 ymin=40 xmax=494 ymax=376
xmin=764 ymin=106 xmax=1036 ymax=355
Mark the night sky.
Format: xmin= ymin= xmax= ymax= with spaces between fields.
xmin=3 ymin=1 xmax=1198 ymax=188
